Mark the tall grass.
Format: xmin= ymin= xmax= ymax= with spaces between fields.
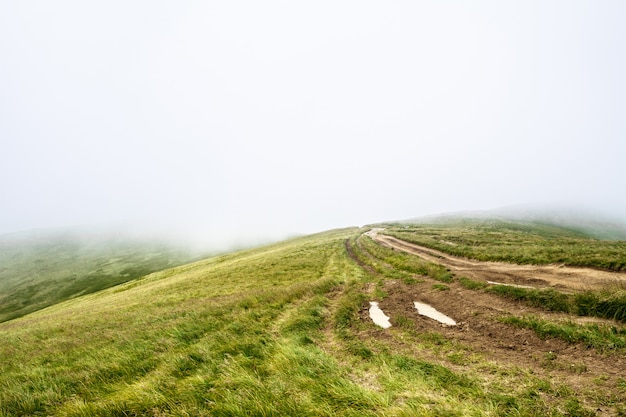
xmin=486 ymin=285 xmax=626 ymax=323
xmin=501 ymin=315 xmax=626 ymax=351
xmin=574 ymin=290 xmax=626 ymax=322
xmin=0 ymin=229 xmax=359 ymax=416
xmin=486 ymin=286 xmax=571 ymax=313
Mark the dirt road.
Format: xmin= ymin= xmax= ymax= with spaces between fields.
xmin=350 ymin=232 xmax=626 ymax=415
xmin=368 ymin=230 xmax=626 ymax=291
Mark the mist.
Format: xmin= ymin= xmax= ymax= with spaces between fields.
xmin=1 ymin=1 xmax=625 ymax=249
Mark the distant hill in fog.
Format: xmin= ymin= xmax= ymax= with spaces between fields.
xmin=400 ymin=204 xmax=626 ymax=241
xmin=0 ymin=227 xmax=198 ymax=323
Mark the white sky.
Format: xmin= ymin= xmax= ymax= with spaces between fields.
xmin=1 ymin=1 xmax=625 ymax=246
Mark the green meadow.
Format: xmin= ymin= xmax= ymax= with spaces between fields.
xmin=1 ymin=223 xmax=626 ymax=416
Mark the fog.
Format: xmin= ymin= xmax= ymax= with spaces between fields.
xmin=1 ymin=1 xmax=625 ymax=249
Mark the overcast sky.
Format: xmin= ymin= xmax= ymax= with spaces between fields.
xmin=1 ymin=1 xmax=625 ymax=246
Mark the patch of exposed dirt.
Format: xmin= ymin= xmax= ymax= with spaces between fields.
xmin=354 ymin=233 xmax=626 ymax=415
xmin=359 ymin=278 xmax=626 ymax=415
xmin=372 ymin=232 xmax=626 ymax=291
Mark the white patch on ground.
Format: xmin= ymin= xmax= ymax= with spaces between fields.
xmin=369 ymin=302 xmax=392 ymax=329
xmin=487 ymin=281 xmax=535 ymax=289
xmin=413 ymin=302 xmax=456 ymax=326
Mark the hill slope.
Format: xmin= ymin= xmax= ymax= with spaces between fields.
xmin=1 ymin=223 xmax=626 ymax=416
xmin=0 ymin=229 xmax=195 ymax=323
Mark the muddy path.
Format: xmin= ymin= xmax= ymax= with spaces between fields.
xmin=349 ymin=233 xmax=626 ymax=415
xmin=362 ymin=278 xmax=626 ymax=416
xmin=369 ymin=231 xmax=626 ymax=291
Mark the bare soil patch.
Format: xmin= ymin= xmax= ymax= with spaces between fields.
xmin=372 ymin=233 xmax=626 ymax=291
xmin=356 ymin=232 xmax=626 ymax=415
xmin=361 ymin=278 xmax=626 ymax=415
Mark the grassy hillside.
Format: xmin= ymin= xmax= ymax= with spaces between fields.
xmin=0 ymin=229 xmax=195 ymax=323
xmin=1 ymin=224 xmax=625 ymax=415
xmin=385 ymin=219 xmax=626 ymax=271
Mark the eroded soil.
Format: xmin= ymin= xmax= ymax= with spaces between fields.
xmin=351 ymin=232 xmax=626 ymax=415
xmin=371 ymin=232 xmax=626 ymax=291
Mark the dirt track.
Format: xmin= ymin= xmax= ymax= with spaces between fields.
xmin=350 ymin=232 xmax=626 ymax=415
xmin=369 ymin=231 xmax=626 ymax=291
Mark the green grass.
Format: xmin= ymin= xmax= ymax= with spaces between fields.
xmin=484 ymin=285 xmax=626 ymax=323
xmin=346 ymin=236 xmax=416 ymax=283
xmin=382 ymin=218 xmax=626 ymax=326
xmin=0 ymin=229 xmax=362 ymax=416
xmin=0 ymin=229 xmax=196 ymax=323
xmin=357 ymin=235 xmax=453 ymax=282
xmin=0 ymin=226 xmax=612 ymax=416
xmin=574 ymin=290 xmax=626 ymax=322
xmin=501 ymin=315 xmax=626 ymax=351
xmin=486 ymin=285 xmax=571 ymax=313
xmin=385 ymin=219 xmax=626 ymax=271
xmin=458 ymin=276 xmax=488 ymax=290
xmin=431 ymin=283 xmax=450 ymax=291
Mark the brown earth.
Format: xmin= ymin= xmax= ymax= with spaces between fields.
xmin=369 ymin=230 xmax=626 ymax=291
xmin=349 ymin=232 xmax=626 ymax=416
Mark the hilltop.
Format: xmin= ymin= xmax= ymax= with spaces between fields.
xmin=1 ymin=218 xmax=626 ymax=416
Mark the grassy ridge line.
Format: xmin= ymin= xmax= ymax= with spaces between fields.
xmin=384 ymin=220 xmax=626 ymax=271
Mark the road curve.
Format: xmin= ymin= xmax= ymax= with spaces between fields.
xmin=367 ymin=229 xmax=626 ymax=291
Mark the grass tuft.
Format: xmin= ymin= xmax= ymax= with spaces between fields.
xmin=487 ymin=285 xmax=626 ymax=323
xmin=458 ymin=276 xmax=488 ymax=290
xmin=487 ymin=286 xmax=570 ymax=312
xmin=501 ymin=315 xmax=626 ymax=350
xmin=432 ymin=284 xmax=450 ymax=291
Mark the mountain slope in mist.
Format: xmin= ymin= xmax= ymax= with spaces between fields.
xmin=0 ymin=228 xmax=197 ymax=323
xmin=2 ymin=224 xmax=626 ymax=415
